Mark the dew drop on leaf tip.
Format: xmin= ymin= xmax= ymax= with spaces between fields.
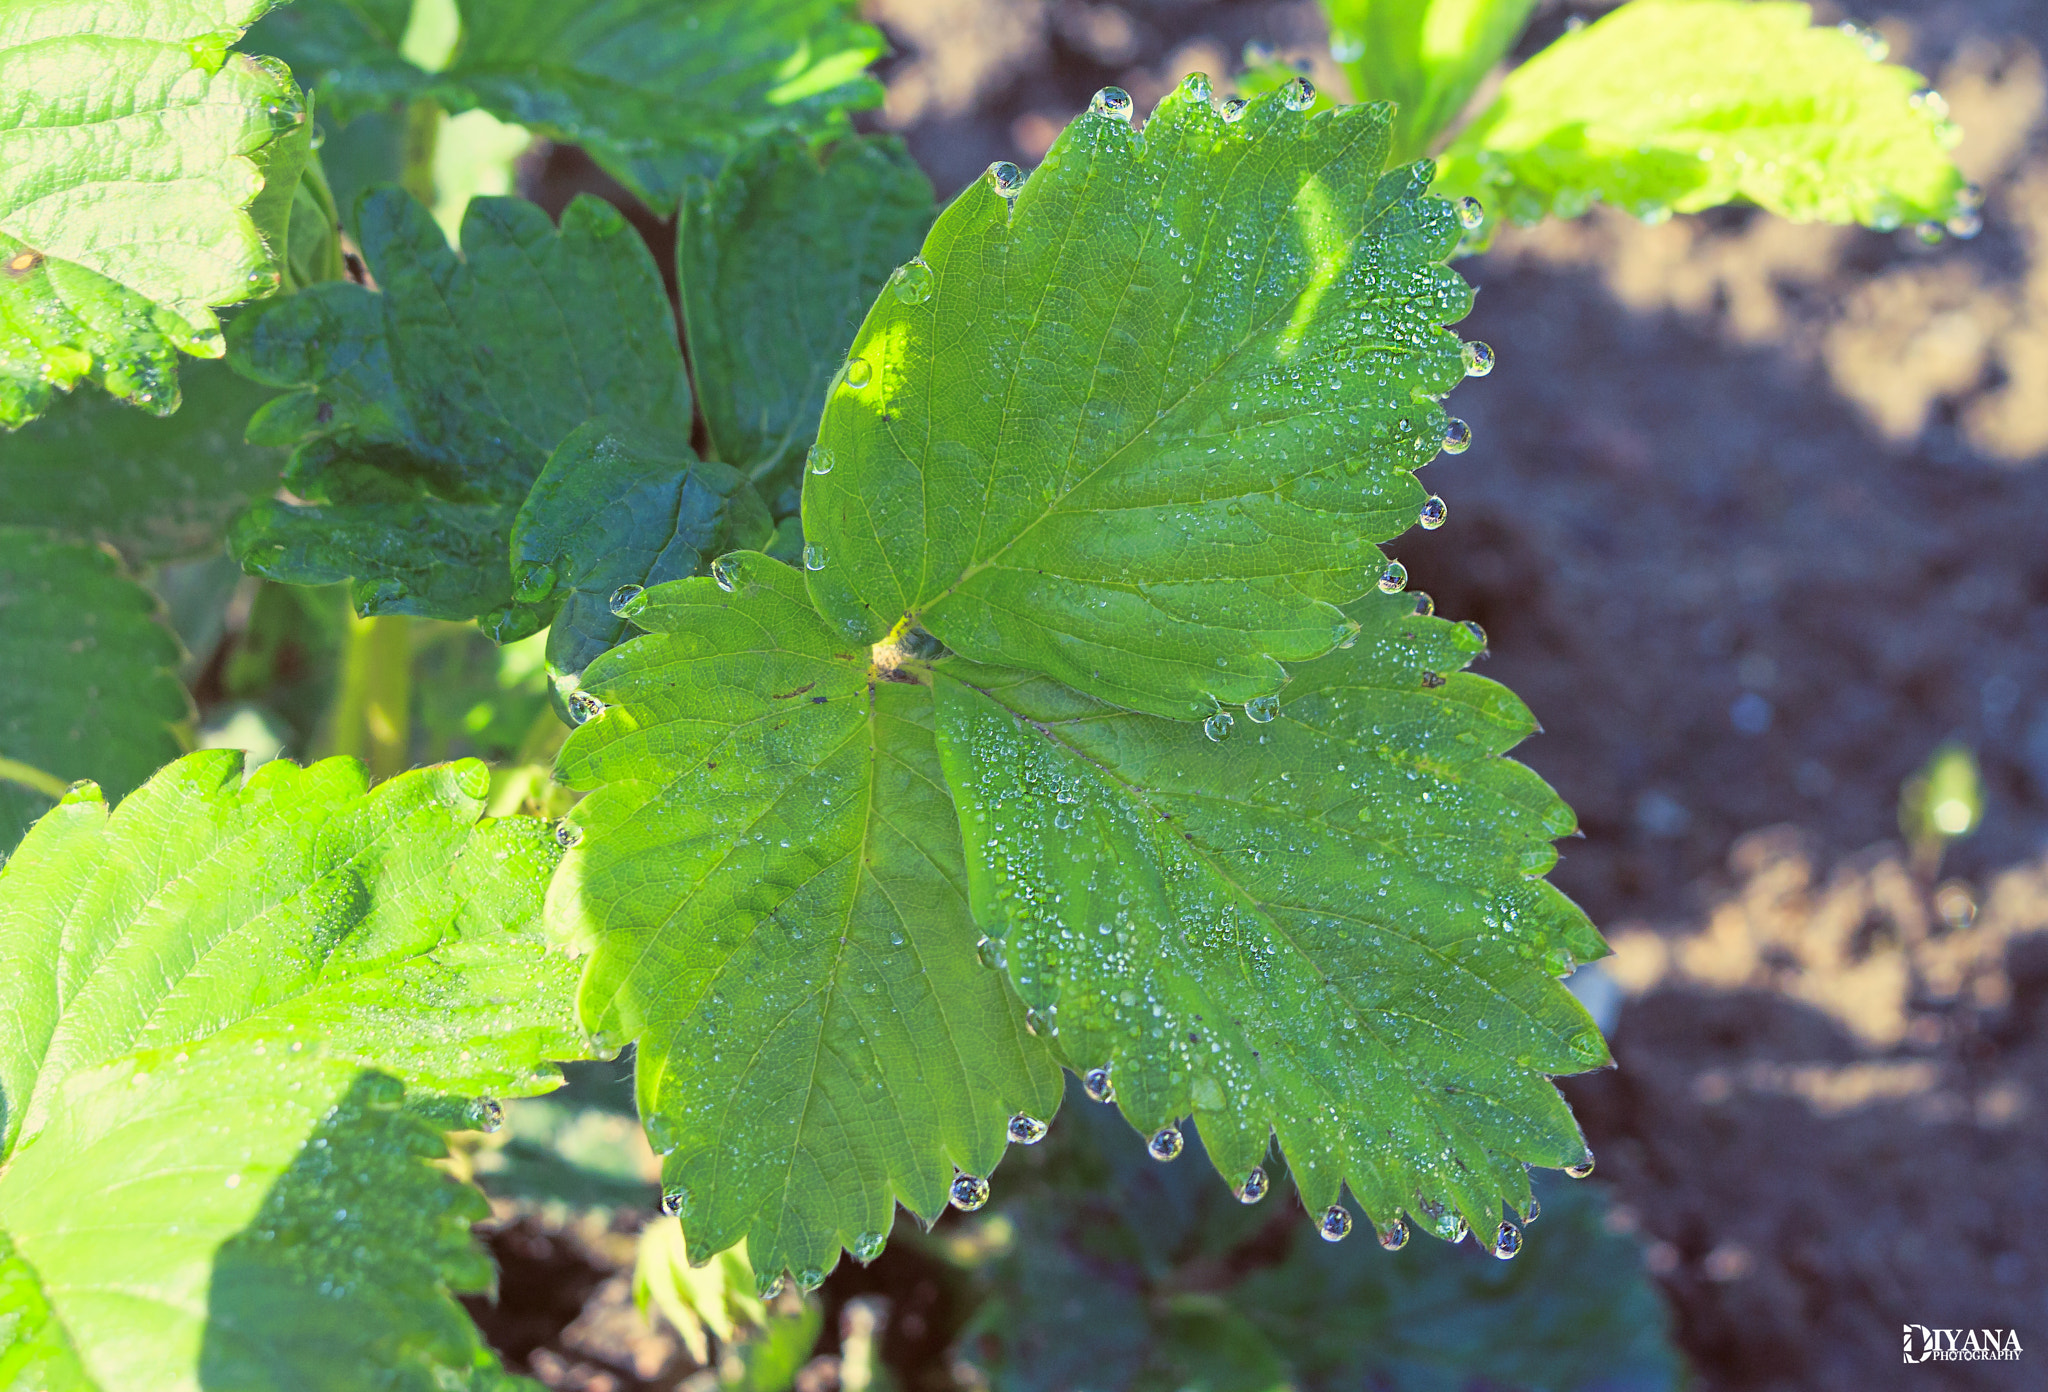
xmin=1441 ymin=417 xmax=1473 ymax=454
xmin=1007 ymin=1113 xmax=1048 ymax=1145
xmin=1378 ymin=1218 xmax=1409 ymax=1250
xmin=659 ymin=1188 xmax=687 ymax=1217
xmin=1418 ymin=495 xmax=1447 ymax=530
xmin=1090 ymin=85 xmax=1133 ymax=122
xmin=1461 ymin=340 xmax=1494 ymax=377
xmin=1455 ymin=197 xmax=1485 ymax=231
xmin=852 ymin=1230 xmax=887 ymax=1263
xmin=1280 ymin=76 xmax=1316 ymax=111
xmin=1376 ymin=560 xmax=1407 ymax=594
xmin=1319 ymin=1205 xmax=1354 ymax=1242
xmin=554 ymin=820 xmax=582 ymax=849
xmin=1147 ymin=1126 xmax=1184 ymax=1161
xmin=711 ymin=555 xmax=739 ymax=592
xmin=1180 ymin=72 xmax=1212 ymax=104
xmin=1235 ymin=1167 xmax=1269 ymax=1204
xmin=986 ymin=160 xmax=1025 ymax=197
xmin=1083 ymin=1066 xmax=1115 ymax=1102
xmin=950 ymin=1173 xmax=991 ymax=1210
xmin=468 ymin=1096 xmax=503 ymax=1132
xmin=757 ymin=1272 xmax=786 ymax=1299
xmin=1221 ymin=97 xmax=1248 ymax=123
xmin=1493 ymin=1221 xmax=1522 ymax=1259
xmin=1566 ymin=1153 xmax=1595 ymax=1179
xmin=607 ymin=583 xmax=645 ymax=617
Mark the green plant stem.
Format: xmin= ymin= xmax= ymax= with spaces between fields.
xmin=401 ymin=97 xmax=441 ymax=207
xmin=0 ymin=755 xmax=70 ymax=800
xmin=328 ymin=613 xmax=412 ymax=780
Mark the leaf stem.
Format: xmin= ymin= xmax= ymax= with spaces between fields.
xmin=0 ymin=756 xmax=71 ymax=801
xmin=329 ymin=613 xmax=413 ymax=780
xmin=401 ymin=97 xmax=442 ymax=208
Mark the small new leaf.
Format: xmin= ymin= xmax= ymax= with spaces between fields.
xmin=804 ymin=82 xmax=1474 ymax=720
xmin=548 ymin=556 xmax=1062 ymax=1286
xmin=0 ymin=0 xmax=306 ymax=426
xmin=1326 ymin=0 xmax=1540 ymax=163
xmin=1434 ymin=0 xmax=1966 ymax=230
xmin=930 ymin=591 xmax=1608 ymax=1241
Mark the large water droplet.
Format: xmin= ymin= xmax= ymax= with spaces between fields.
xmin=796 ymin=1266 xmax=825 ymax=1291
xmin=1244 ymin=694 xmax=1279 ymax=724
xmin=802 ymin=544 xmax=827 ymax=571
xmin=1494 ymin=1221 xmax=1523 ymax=1259
xmin=757 ymin=1271 xmax=786 ymax=1299
xmin=1565 ymin=1153 xmax=1595 ymax=1180
xmin=469 ymin=1096 xmax=503 ymax=1132
xmin=1180 ymin=72 xmax=1213 ymax=104
xmin=808 ymin=447 xmax=835 ymax=475
xmin=1236 ymin=1167 xmax=1269 ymax=1204
xmin=711 ymin=555 xmax=740 ymax=592
xmin=567 ymin=691 xmax=606 ymax=724
xmin=1523 ymin=1196 xmax=1542 ymax=1224
xmin=1091 ymin=86 xmax=1134 ymax=121
xmin=891 ymin=259 xmax=934 ymax=304
xmin=1378 ymin=1218 xmax=1409 ymax=1250
xmin=608 ymin=583 xmax=645 ymax=617
xmin=1204 ymin=710 xmax=1235 ymax=742
xmin=1418 ymin=495 xmax=1447 ymax=530
xmin=1441 ymin=417 xmax=1473 ymax=454
xmin=843 ymin=358 xmax=872 ymax=388
xmin=554 ymin=820 xmax=583 ymax=849
xmin=1148 ymin=1127 xmax=1184 ymax=1161
xmin=1462 ymin=341 xmax=1495 ymax=377
xmin=660 ymin=1188 xmax=690 ymax=1217
xmin=986 ymin=160 xmax=1025 ymax=197
xmin=1319 ymin=1205 xmax=1354 ymax=1242
xmin=1007 ymin=1114 xmax=1048 ymax=1145
xmin=1377 ymin=560 xmax=1408 ymax=594
xmin=1947 ymin=210 xmax=1983 ymax=239
xmin=852 ymin=1230 xmax=887 ymax=1263
xmin=1221 ymin=97 xmax=1248 ymax=123
xmin=1281 ymin=76 xmax=1316 ymax=111
xmin=1083 ymin=1067 xmax=1115 ymax=1103
xmin=1455 ymin=197 xmax=1485 ymax=230
xmin=950 ymin=1173 xmax=991 ymax=1210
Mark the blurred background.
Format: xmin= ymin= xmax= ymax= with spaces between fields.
xmin=24 ymin=0 xmax=2045 ymax=1388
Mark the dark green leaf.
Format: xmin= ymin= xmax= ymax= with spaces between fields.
xmin=228 ymin=188 xmax=692 ymax=630
xmin=929 ymin=589 xmax=1607 ymax=1244
xmin=803 ymin=82 xmax=1475 ymax=720
xmin=680 ymin=133 xmax=935 ymax=494
xmin=0 ymin=529 xmax=188 ymax=850
xmin=547 ymin=554 xmax=1062 ymax=1286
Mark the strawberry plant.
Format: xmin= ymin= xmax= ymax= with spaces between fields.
xmin=0 ymin=0 xmax=1968 ymax=1386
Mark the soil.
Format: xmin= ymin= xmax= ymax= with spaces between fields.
xmin=508 ymin=2 xmax=2048 ymax=1387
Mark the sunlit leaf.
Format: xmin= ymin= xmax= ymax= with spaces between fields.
xmin=1325 ymin=0 xmax=1538 ymax=162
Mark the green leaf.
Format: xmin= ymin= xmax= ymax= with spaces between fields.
xmin=0 ymin=530 xmax=189 ymax=851
xmin=0 ymin=359 xmax=282 ymax=566
xmin=928 ymin=588 xmax=1608 ymax=1245
xmin=510 ymin=422 xmax=774 ymax=680
xmin=0 ymin=751 xmax=589 ymax=1388
xmin=546 ymin=554 xmax=1063 ymax=1286
xmin=0 ymin=0 xmax=306 ymax=427
xmin=228 ymin=188 xmax=693 ymax=632
xmin=1325 ymin=0 xmax=1538 ymax=163
xmin=802 ymin=81 xmax=1476 ymax=721
xmin=679 ymin=133 xmax=935 ymax=498
xmin=1435 ymin=0 xmax=1967 ymax=230
xmin=252 ymin=0 xmax=887 ymax=215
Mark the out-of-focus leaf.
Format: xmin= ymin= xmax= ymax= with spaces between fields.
xmin=0 ymin=529 xmax=189 ymax=850
xmin=1325 ymin=0 xmax=1538 ymax=162
xmin=227 ymin=188 xmax=692 ymax=634
xmin=0 ymin=0 xmax=306 ymax=426
xmin=1435 ymin=0 xmax=1967 ymax=231
xmin=679 ymin=133 xmax=934 ymax=501
xmin=803 ymin=80 xmax=1476 ymax=720
xmin=633 ymin=1220 xmax=765 ymax=1364
xmin=0 ymin=360 xmax=282 ymax=566
xmin=510 ymin=424 xmax=773 ymax=682
xmin=546 ymin=555 xmax=1062 ymax=1288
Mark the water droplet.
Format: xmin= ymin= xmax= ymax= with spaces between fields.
xmin=469 ymin=1096 xmax=503 ymax=1132
xmin=1837 ymin=21 xmax=1889 ymax=61
xmin=1244 ymin=695 xmax=1279 ymax=724
xmin=1378 ymin=1219 xmax=1409 ymax=1250
xmin=1221 ymin=97 xmax=1248 ymax=123
xmin=986 ymin=160 xmax=1025 ymax=197
xmin=1203 ymin=710 xmax=1235 ymax=742
xmin=1494 ymin=1221 xmax=1522 ymax=1259
xmin=1148 ymin=1127 xmax=1184 ymax=1162
xmin=711 ymin=555 xmax=740 ymax=592
xmin=1455 ymin=197 xmax=1485 ymax=230
xmin=1565 ymin=1154 xmax=1595 ymax=1180
xmin=852 ymin=1230 xmax=887 ymax=1263
xmin=554 ymin=820 xmax=583 ymax=849
xmin=802 ymin=544 xmax=827 ymax=572
xmin=1319 ymin=1205 xmax=1354 ymax=1242
xmin=1180 ymin=72 xmax=1212 ymax=104
xmin=891 ymin=258 xmax=934 ymax=304
xmin=1091 ymin=85 xmax=1133 ymax=121
xmin=757 ymin=1271 xmax=786 ymax=1299
xmin=1463 ymin=620 xmax=1487 ymax=646
xmin=1413 ymin=595 xmax=1436 ymax=619
xmin=1523 ymin=1196 xmax=1541 ymax=1224
xmin=1083 ymin=1067 xmax=1115 ymax=1103
xmin=843 ymin=358 xmax=872 ymax=388
xmin=1915 ymin=221 xmax=1945 ymax=246
xmin=660 ymin=1188 xmax=689 ymax=1216
xmin=950 ymin=1173 xmax=990 ymax=1210
xmin=567 ymin=691 xmax=606 ymax=724
xmin=608 ymin=583 xmax=645 ymax=617
xmin=1462 ymin=341 xmax=1495 ymax=377
xmin=1377 ymin=561 xmax=1408 ymax=594
xmin=796 ymin=1266 xmax=825 ymax=1291
xmin=1007 ymin=1114 xmax=1048 ymax=1145
xmin=1947 ymin=209 xmax=1983 ymax=239
xmin=1441 ymin=417 xmax=1473 ymax=454
xmin=1418 ymin=495 xmax=1447 ymax=530
xmin=1280 ymin=76 xmax=1316 ymax=111
xmin=1236 ymin=1167 xmax=1269 ymax=1204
